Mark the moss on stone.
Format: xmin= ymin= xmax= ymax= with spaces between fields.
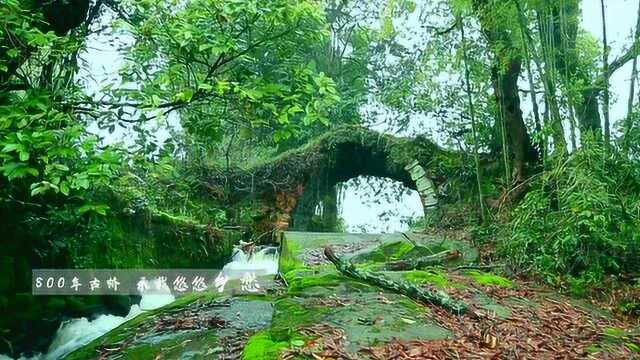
xmin=278 ymin=237 xmax=304 ymax=274
xmin=69 ymin=214 xmax=239 ymax=270
xmin=402 ymin=270 xmax=450 ymax=288
xmin=270 ymin=298 xmax=326 ymax=342
xmin=65 ymin=293 xmax=212 ymax=360
xmin=466 ymin=271 xmax=513 ymax=288
xmin=397 ymin=298 xmax=429 ymax=313
xmin=286 ymin=271 xmax=346 ymax=292
xmin=351 ymin=240 xmax=416 ymax=263
xmin=242 ymin=331 xmax=290 ymax=360
xmin=113 ymin=343 xmax=162 ymax=359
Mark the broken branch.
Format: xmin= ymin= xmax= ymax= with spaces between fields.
xmin=385 ymin=250 xmax=462 ymax=271
xmin=323 ymin=246 xmax=469 ymax=315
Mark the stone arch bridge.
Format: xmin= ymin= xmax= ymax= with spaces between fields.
xmin=203 ymin=126 xmax=462 ymax=232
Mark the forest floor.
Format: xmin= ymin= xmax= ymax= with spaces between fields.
xmin=278 ymin=232 xmax=640 ymax=359
xmin=67 ymin=232 xmax=640 ymax=360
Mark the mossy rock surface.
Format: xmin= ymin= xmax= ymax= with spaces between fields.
xmin=66 ymin=294 xmax=274 ymax=360
xmin=67 ymin=231 xmax=637 ymax=359
xmin=65 ymin=231 xmax=497 ymax=359
xmin=268 ymin=232 xmax=454 ymax=356
xmin=347 ymin=234 xmax=478 ymax=266
xmin=465 ymin=271 xmax=513 ymax=288
xmin=242 ymin=331 xmax=290 ymax=360
xmin=251 ymin=279 xmax=450 ymax=357
xmin=282 ymin=231 xmax=478 ymax=269
xmin=401 ymin=270 xmax=455 ymax=288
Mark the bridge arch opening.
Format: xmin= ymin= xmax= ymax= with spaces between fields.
xmin=289 ymin=175 xmax=424 ymax=234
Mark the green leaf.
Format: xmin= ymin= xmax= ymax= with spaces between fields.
xmin=291 ymin=340 xmax=305 ymax=347
xmin=277 ymin=112 xmax=289 ymax=124
xmin=1 ymin=162 xmax=38 ymax=180
xmin=30 ymin=185 xmax=46 ymax=197
xmin=381 ymin=17 xmax=395 ymax=38
xmin=287 ymin=105 xmax=303 ymax=114
xmin=242 ymin=88 xmax=264 ymax=100
xmin=94 ymin=204 xmax=109 ymax=216
xmin=2 ymin=144 xmax=20 ymax=153
xmin=626 ymin=342 xmax=640 ymax=353
xmin=215 ymin=81 xmax=230 ymax=95
xmin=60 ymin=182 xmax=70 ymax=196
xmin=174 ymin=89 xmax=194 ymax=102
xmin=7 ymin=48 xmax=19 ymax=58
xmin=53 ymin=164 xmax=70 ymax=172
xmin=151 ymin=94 xmax=161 ymax=107
xmin=77 ymin=204 xmax=109 ymax=216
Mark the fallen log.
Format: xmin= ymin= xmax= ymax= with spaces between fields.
xmin=451 ymin=264 xmax=505 ymax=272
xmin=323 ymin=246 xmax=468 ymax=315
xmin=385 ymin=249 xmax=462 ymax=271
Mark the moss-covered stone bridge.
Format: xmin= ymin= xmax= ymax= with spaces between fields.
xmin=203 ymin=126 xmax=460 ymax=231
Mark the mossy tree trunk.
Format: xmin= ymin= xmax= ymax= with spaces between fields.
xmin=472 ymin=0 xmax=539 ymax=183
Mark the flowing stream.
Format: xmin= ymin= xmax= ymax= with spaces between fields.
xmin=1 ymin=246 xmax=279 ymax=360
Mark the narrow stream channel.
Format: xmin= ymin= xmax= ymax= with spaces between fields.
xmin=1 ymin=247 xmax=279 ymax=360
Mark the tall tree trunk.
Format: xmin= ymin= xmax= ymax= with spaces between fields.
xmin=577 ymin=88 xmax=603 ymax=136
xmin=559 ymin=0 xmax=578 ymax=150
xmin=628 ymin=0 xmax=640 ymax=118
xmin=491 ymin=59 xmax=534 ymax=181
xmin=601 ymin=0 xmax=611 ymax=147
xmin=536 ymin=8 xmax=567 ymax=153
xmin=625 ymin=1 xmax=640 ymax=149
xmin=629 ymin=57 xmax=638 ymax=119
xmin=536 ymin=0 xmax=602 ymax=136
xmin=567 ymin=100 xmax=578 ymax=150
xmin=514 ymin=0 xmax=543 ymax=144
xmin=460 ymin=19 xmax=486 ymax=222
xmin=472 ymin=0 xmax=538 ymax=183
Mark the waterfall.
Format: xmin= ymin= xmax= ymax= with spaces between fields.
xmin=220 ymin=246 xmax=279 ymax=277
xmin=0 ymin=291 xmax=174 ymax=360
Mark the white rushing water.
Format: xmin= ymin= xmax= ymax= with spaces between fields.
xmin=1 ymin=246 xmax=279 ymax=360
xmin=221 ymin=247 xmax=279 ymax=277
xmin=0 ymin=292 xmax=174 ymax=360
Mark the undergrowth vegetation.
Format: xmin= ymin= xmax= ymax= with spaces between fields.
xmin=502 ymin=139 xmax=640 ymax=294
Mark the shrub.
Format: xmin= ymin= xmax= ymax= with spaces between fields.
xmin=501 ymin=140 xmax=640 ymax=288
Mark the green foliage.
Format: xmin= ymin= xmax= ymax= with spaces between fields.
xmin=285 ymin=271 xmax=346 ymax=292
xmin=502 ymin=140 xmax=640 ymax=288
xmin=351 ymin=240 xmax=415 ymax=263
xmin=112 ymin=0 xmax=339 ymax=143
xmin=622 ymin=106 xmax=640 ymax=156
xmin=0 ymin=93 xmax=120 ymax=195
xmin=0 ymin=89 xmax=124 ymax=230
xmin=0 ymin=0 xmax=55 ymax=73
